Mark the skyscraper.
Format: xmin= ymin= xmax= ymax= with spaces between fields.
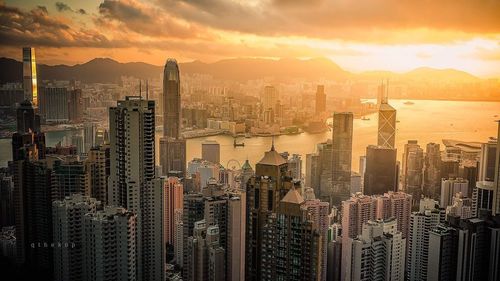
xmin=164 ymin=177 xmax=183 ymax=248
xmin=82 ymin=206 xmax=137 ymax=281
xmin=315 ymin=85 xmax=326 ymax=114
xmin=262 ymin=188 xmax=322 ymax=281
xmin=472 ymin=180 xmax=494 ymax=217
xmin=424 ymin=142 xmax=442 ymax=198
xmin=184 ymin=221 xmax=225 ymax=281
xmin=23 ymin=47 xmax=38 ymax=107
xmin=302 ymin=189 xmax=330 ymax=281
xmin=363 ymin=145 xmax=397 ymax=195
xmin=12 ymin=159 xmax=54 ymax=276
xmin=245 ymin=145 xmax=302 ymax=281
xmin=401 ymin=140 xmax=424 ymax=204
xmin=160 ymin=138 xmax=187 ymax=177
xmin=17 ymin=100 xmax=40 ymax=133
xmin=406 ymin=201 xmax=445 ymax=281
xmin=163 ymin=59 xmax=181 ymax=139
xmin=440 ymin=178 xmax=468 ymax=208
xmin=52 ymin=194 xmax=99 ymax=281
xmin=0 ymin=172 xmax=15 ymax=227
xmin=341 ymin=193 xmax=378 ymax=280
xmin=331 ymin=112 xmax=353 ymax=205
xmin=454 ymin=218 xmax=491 ymax=281
xmin=86 ymin=144 xmax=110 ymax=205
xmin=108 ymin=96 xmax=155 ymax=206
xmin=52 ymin=158 xmax=89 ymax=200
xmin=350 ymin=219 xmax=405 ymax=281
xmin=375 ymin=191 xmax=412 ymax=239
xmin=39 ymin=87 xmax=70 ymax=123
xmin=287 ymin=153 xmax=302 ymax=180
xmin=427 ymin=224 xmax=458 ymax=281
xmin=68 ymin=88 xmax=83 ymax=122
xmin=182 ymin=180 xmax=246 ymax=280
xmin=479 ymin=138 xmax=497 ymax=182
xmin=377 ymin=94 xmax=396 ymax=149
xmin=493 ymin=121 xmax=500 ymax=215
xmin=227 ymin=194 xmax=246 ymax=281
xmin=261 ymin=85 xmax=278 ymax=111
xmin=160 ymin=59 xmax=186 ymax=178
xmin=108 ymin=96 xmax=164 ymax=281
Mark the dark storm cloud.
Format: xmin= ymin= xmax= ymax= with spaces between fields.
xmin=55 ymin=2 xmax=72 ymax=12
xmin=0 ymin=2 xmax=124 ymax=48
xmin=97 ymin=0 xmax=209 ymax=39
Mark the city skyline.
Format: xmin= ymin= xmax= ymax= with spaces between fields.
xmin=0 ymin=1 xmax=500 ymax=77
xmin=1 ymin=1 xmax=500 ymax=280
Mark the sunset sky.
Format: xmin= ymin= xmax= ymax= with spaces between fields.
xmin=1 ymin=0 xmax=500 ymax=77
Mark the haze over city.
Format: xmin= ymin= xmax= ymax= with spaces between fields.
xmin=0 ymin=1 xmax=500 ymax=281
xmin=1 ymin=0 xmax=500 ymax=77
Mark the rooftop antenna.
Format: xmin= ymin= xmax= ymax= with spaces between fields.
xmin=385 ymin=78 xmax=390 ymax=103
xmin=139 ymin=80 xmax=142 ymax=99
xmin=271 ymin=136 xmax=275 ymax=151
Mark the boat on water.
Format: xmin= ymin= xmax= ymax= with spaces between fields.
xmin=233 ymin=138 xmax=245 ymax=147
xmin=361 ymin=116 xmax=370 ymax=121
xmin=404 ymin=101 xmax=415 ymax=105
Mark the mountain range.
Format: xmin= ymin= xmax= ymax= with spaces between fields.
xmin=0 ymin=57 xmax=480 ymax=84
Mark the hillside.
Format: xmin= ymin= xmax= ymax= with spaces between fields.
xmin=0 ymin=56 xmax=481 ymax=84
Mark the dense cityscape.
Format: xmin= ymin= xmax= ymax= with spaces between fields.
xmin=0 ymin=45 xmax=499 ymax=281
xmin=1 ymin=1 xmax=500 ymax=281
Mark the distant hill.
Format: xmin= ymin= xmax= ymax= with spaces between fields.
xmin=358 ymin=67 xmax=479 ymax=83
xmin=0 ymin=56 xmax=480 ymax=84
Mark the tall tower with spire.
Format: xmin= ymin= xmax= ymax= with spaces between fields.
xmin=163 ymin=59 xmax=181 ymax=139
xmin=160 ymin=59 xmax=186 ymax=177
xmin=377 ymin=81 xmax=396 ymax=149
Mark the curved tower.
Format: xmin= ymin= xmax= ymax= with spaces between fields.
xmin=160 ymin=59 xmax=186 ymax=178
xmin=163 ymin=59 xmax=181 ymax=139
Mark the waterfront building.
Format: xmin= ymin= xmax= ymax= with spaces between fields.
xmin=202 ymin=140 xmax=220 ymax=164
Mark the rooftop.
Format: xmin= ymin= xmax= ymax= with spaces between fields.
xmin=257 ymin=146 xmax=287 ymax=166
xmin=281 ymin=188 xmax=304 ymax=205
